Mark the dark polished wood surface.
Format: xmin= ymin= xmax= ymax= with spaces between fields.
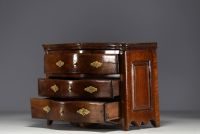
xmin=121 ymin=47 xmax=160 ymax=130
xmin=38 ymin=79 xmax=119 ymax=98
xmin=31 ymin=98 xmax=119 ymax=123
xmin=46 ymin=73 xmax=120 ymax=79
xmin=31 ymin=42 xmax=160 ymax=131
xmin=44 ymin=53 xmax=118 ymax=75
xmin=43 ymin=42 xmax=157 ymax=51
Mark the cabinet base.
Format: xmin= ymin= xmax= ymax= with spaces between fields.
xmin=45 ymin=119 xmax=160 ymax=130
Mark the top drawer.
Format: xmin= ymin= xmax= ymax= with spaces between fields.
xmin=44 ymin=53 xmax=118 ymax=75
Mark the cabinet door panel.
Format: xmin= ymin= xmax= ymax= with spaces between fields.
xmin=132 ymin=61 xmax=151 ymax=111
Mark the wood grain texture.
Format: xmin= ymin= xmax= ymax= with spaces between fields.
xmin=44 ymin=53 xmax=118 ymax=75
xmin=121 ymin=43 xmax=160 ymax=130
xmin=31 ymin=42 xmax=160 ymax=130
xmin=31 ymin=98 xmax=119 ymax=123
xmin=43 ymin=42 xmax=157 ymax=51
xmin=38 ymin=79 xmax=119 ymax=98
xmin=132 ymin=60 xmax=151 ymax=111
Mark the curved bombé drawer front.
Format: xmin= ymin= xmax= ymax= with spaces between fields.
xmin=38 ymin=79 xmax=119 ymax=98
xmin=44 ymin=53 xmax=118 ymax=75
xmin=31 ymin=98 xmax=119 ymax=123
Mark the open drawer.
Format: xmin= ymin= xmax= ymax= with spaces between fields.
xmin=31 ymin=98 xmax=120 ymax=123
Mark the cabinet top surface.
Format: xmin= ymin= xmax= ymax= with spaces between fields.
xmin=43 ymin=42 xmax=157 ymax=51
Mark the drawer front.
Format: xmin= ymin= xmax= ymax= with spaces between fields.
xmin=38 ymin=79 xmax=119 ymax=98
xmin=44 ymin=53 xmax=118 ymax=74
xmin=31 ymin=98 xmax=119 ymax=123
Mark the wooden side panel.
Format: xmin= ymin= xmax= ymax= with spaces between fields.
xmin=121 ymin=46 xmax=160 ymax=130
xmin=31 ymin=98 xmax=49 ymax=119
xmin=132 ymin=61 xmax=151 ymax=111
xmin=112 ymin=80 xmax=120 ymax=97
xmin=105 ymin=102 xmax=120 ymax=121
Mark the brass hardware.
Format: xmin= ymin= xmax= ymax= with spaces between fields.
xmin=59 ymin=107 xmax=64 ymax=117
xmin=43 ymin=106 xmax=50 ymax=113
xmin=56 ymin=60 xmax=64 ymax=67
xmin=84 ymin=86 xmax=97 ymax=94
xmin=50 ymin=84 xmax=59 ymax=93
xmin=90 ymin=61 xmax=102 ymax=68
xmin=77 ymin=108 xmax=90 ymax=116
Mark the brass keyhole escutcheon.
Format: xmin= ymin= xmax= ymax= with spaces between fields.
xmin=43 ymin=105 xmax=51 ymax=113
xmin=84 ymin=86 xmax=97 ymax=94
xmin=56 ymin=60 xmax=64 ymax=67
xmin=77 ymin=108 xmax=90 ymax=116
xmin=50 ymin=84 xmax=59 ymax=93
xmin=90 ymin=61 xmax=102 ymax=68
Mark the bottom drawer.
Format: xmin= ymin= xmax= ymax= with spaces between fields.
xmin=31 ymin=98 xmax=119 ymax=123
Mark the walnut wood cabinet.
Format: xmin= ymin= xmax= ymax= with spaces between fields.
xmin=30 ymin=42 xmax=160 ymax=130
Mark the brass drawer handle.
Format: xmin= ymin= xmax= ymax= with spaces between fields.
xmin=50 ymin=84 xmax=59 ymax=93
xmin=56 ymin=60 xmax=64 ymax=67
xmin=43 ymin=105 xmax=51 ymax=113
xmin=84 ymin=86 xmax=97 ymax=94
xmin=77 ymin=108 xmax=90 ymax=116
xmin=90 ymin=61 xmax=102 ymax=68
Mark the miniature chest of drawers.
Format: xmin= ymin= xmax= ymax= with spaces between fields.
xmin=30 ymin=42 xmax=160 ymax=130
